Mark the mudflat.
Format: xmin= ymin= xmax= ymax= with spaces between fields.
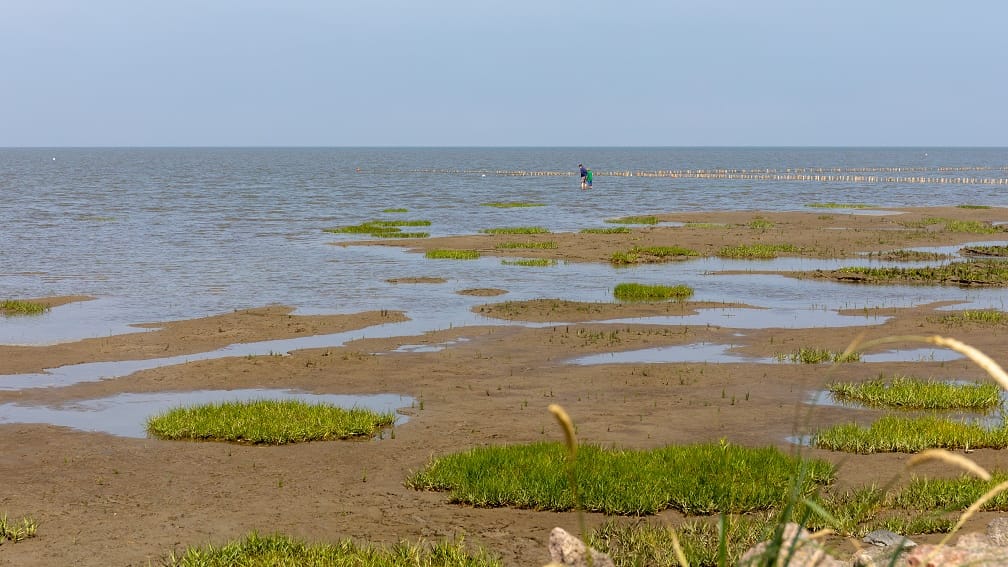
xmin=2 ymin=207 xmax=1007 ymax=566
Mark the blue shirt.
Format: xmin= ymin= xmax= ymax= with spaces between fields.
xmin=579 ymin=166 xmax=587 ymax=177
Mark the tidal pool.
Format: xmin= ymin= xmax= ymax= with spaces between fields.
xmin=0 ymin=390 xmax=414 ymax=438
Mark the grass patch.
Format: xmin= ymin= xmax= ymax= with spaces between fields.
xmin=610 ymin=246 xmax=700 ymax=265
xmin=479 ymin=226 xmax=550 ymax=235
xmin=747 ymin=218 xmax=775 ymax=230
xmin=146 ymin=399 xmax=396 ymax=444
xmin=957 ymin=204 xmax=992 ymax=209
xmin=165 ymin=532 xmax=501 ymax=567
xmin=899 ymin=217 xmax=1002 ymax=234
xmin=717 ymin=243 xmax=799 ymax=259
xmin=807 ymin=202 xmax=874 ymax=209
xmin=931 ymin=309 xmax=1006 ymax=326
xmin=381 ymin=207 xmax=408 ymax=213
xmin=0 ymin=513 xmax=37 ymax=543
xmin=683 ymin=222 xmax=730 ymax=229
xmin=829 ymin=260 xmax=1008 ymax=286
xmin=425 ymin=249 xmax=481 ymax=260
xmin=961 ymin=244 xmax=1008 ymax=257
xmin=481 ymin=201 xmax=544 ymax=208
xmin=324 ymin=219 xmax=431 ymax=239
xmin=776 ymin=348 xmax=860 ymax=364
xmin=501 ymin=258 xmax=557 ymax=267
xmin=405 ymin=441 xmax=834 ymax=515
xmin=0 ymin=299 xmax=49 ymax=316
xmin=891 ymin=472 xmax=1008 ymax=512
xmin=613 ymin=282 xmax=694 ymax=302
xmin=814 ymin=415 xmax=1008 ymax=453
xmin=866 ymin=249 xmax=954 ymax=261
xmin=589 ymin=516 xmax=775 ymax=567
xmin=494 ymin=241 xmax=558 ymax=250
xmin=827 ymin=375 xmax=1002 ymax=410
xmin=580 ymin=226 xmax=631 ymax=234
xmin=605 ymin=215 xmax=659 ymax=225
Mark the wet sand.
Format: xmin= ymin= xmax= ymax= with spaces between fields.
xmin=2 ymin=207 xmax=1008 ymax=566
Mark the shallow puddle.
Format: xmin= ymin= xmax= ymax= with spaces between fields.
xmin=599 ymin=307 xmax=889 ymax=329
xmin=0 ymin=390 xmax=414 ymax=438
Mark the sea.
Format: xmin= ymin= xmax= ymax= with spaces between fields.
xmin=2 ymin=147 xmax=1008 ymax=347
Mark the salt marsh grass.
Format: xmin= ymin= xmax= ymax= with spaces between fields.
xmin=165 ymin=532 xmax=500 ymax=567
xmin=479 ymin=226 xmax=550 ymax=235
xmin=0 ymin=513 xmax=37 ymax=543
xmin=717 ymin=243 xmax=799 ymax=259
xmin=382 ymin=207 xmax=408 ymax=213
xmin=814 ymin=415 xmax=1008 ymax=453
xmin=961 ymin=244 xmax=1008 ymax=257
xmin=0 ymin=299 xmax=49 ymax=316
xmin=891 ymin=472 xmax=1008 ymax=511
xmin=828 ymin=376 xmax=1002 ymax=410
xmin=613 ymin=282 xmax=694 ymax=302
xmin=834 ymin=260 xmax=1008 ymax=286
xmin=683 ymin=222 xmax=729 ymax=229
xmin=610 ymin=246 xmax=699 ymax=265
xmin=776 ymin=348 xmax=860 ymax=364
xmin=932 ymin=309 xmax=1006 ymax=326
xmin=493 ymin=241 xmax=557 ymax=250
xmin=146 ymin=400 xmax=396 ymax=444
xmin=605 ymin=215 xmax=659 ymax=225
xmin=747 ymin=218 xmax=775 ymax=230
xmin=580 ymin=226 xmax=631 ymax=234
xmin=425 ymin=249 xmax=481 ymax=260
xmin=900 ymin=217 xmax=1002 ymax=234
xmin=866 ymin=249 xmax=953 ymax=261
xmin=405 ymin=441 xmax=833 ymax=515
xmin=501 ymin=258 xmax=556 ymax=267
xmin=324 ymin=219 xmax=431 ymax=239
xmin=957 ymin=204 xmax=992 ymax=209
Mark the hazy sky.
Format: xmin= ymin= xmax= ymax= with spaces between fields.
xmin=3 ymin=1 xmax=1006 ymax=147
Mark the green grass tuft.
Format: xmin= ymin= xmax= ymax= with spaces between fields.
xmin=866 ymin=249 xmax=954 ymax=261
xmin=1 ymin=300 xmax=49 ymax=316
xmin=381 ymin=208 xmax=408 ymax=213
xmin=324 ymin=219 xmax=431 ymax=238
xmin=165 ymin=532 xmax=501 ymax=567
xmin=501 ymin=259 xmax=557 ymax=267
xmin=828 ymin=375 xmax=1002 ymax=410
xmin=425 ymin=249 xmax=481 ymax=260
xmin=580 ymin=226 xmax=632 ymax=234
xmin=494 ymin=241 xmax=558 ymax=250
xmin=146 ymin=399 xmax=396 ymax=444
xmin=717 ymin=243 xmax=799 ymax=259
xmin=931 ymin=309 xmax=1006 ymax=326
xmin=830 ymin=260 xmax=1008 ymax=286
xmin=957 ymin=204 xmax=992 ymax=209
xmin=891 ymin=472 xmax=1008 ymax=512
xmin=610 ymin=246 xmax=699 ymax=265
xmin=606 ymin=215 xmax=659 ymax=225
xmin=776 ymin=348 xmax=860 ymax=364
xmin=747 ymin=218 xmax=775 ymax=230
xmin=405 ymin=441 xmax=833 ymax=515
xmin=0 ymin=513 xmax=37 ymax=543
xmin=815 ymin=415 xmax=1008 ymax=453
xmin=961 ymin=245 xmax=1008 ymax=257
xmin=480 ymin=226 xmax=550 ymax=235
xmin=613 ymin=282 xmax=694 ymax=302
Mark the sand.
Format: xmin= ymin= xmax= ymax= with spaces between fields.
xmin=2 ymin=207 xmax=1008 ymax=566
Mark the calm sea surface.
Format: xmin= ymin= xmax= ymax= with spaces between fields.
xmin=2 ymin=147 xmax=1008 ymax=345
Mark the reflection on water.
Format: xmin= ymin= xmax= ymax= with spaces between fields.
xmin=0 ymin=390 xmax=414 ymax=438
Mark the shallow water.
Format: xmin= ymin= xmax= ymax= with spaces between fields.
xmin=0 ymin=390 xmax=414 ymax=438
xmin=2 ymin=147 xmax=1008 ymax=433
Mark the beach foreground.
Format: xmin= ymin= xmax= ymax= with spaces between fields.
xmin=2 ymin=207 xmax=1008 ymax=566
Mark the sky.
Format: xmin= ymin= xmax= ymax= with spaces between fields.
xmin=3 ymin=1 xmax=1007 ymax=147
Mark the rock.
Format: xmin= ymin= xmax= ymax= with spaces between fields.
xmin=547 ymin=527 xmax=615 ymax=567
xmin=737 ymin=522 xmax=846 ymax=566
xmin=862 ymin=529 xmax=916 ymax=549
xmin=989 ymin=517 xmax=1008 ymax=547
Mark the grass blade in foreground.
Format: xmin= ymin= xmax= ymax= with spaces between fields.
xmin=406 ymin=441 xmax=833 ymax=515
xmin=166 ymin=532 xmax=501 ymax=567
xmin=147 ymin=399 xmax=396 ymax=444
